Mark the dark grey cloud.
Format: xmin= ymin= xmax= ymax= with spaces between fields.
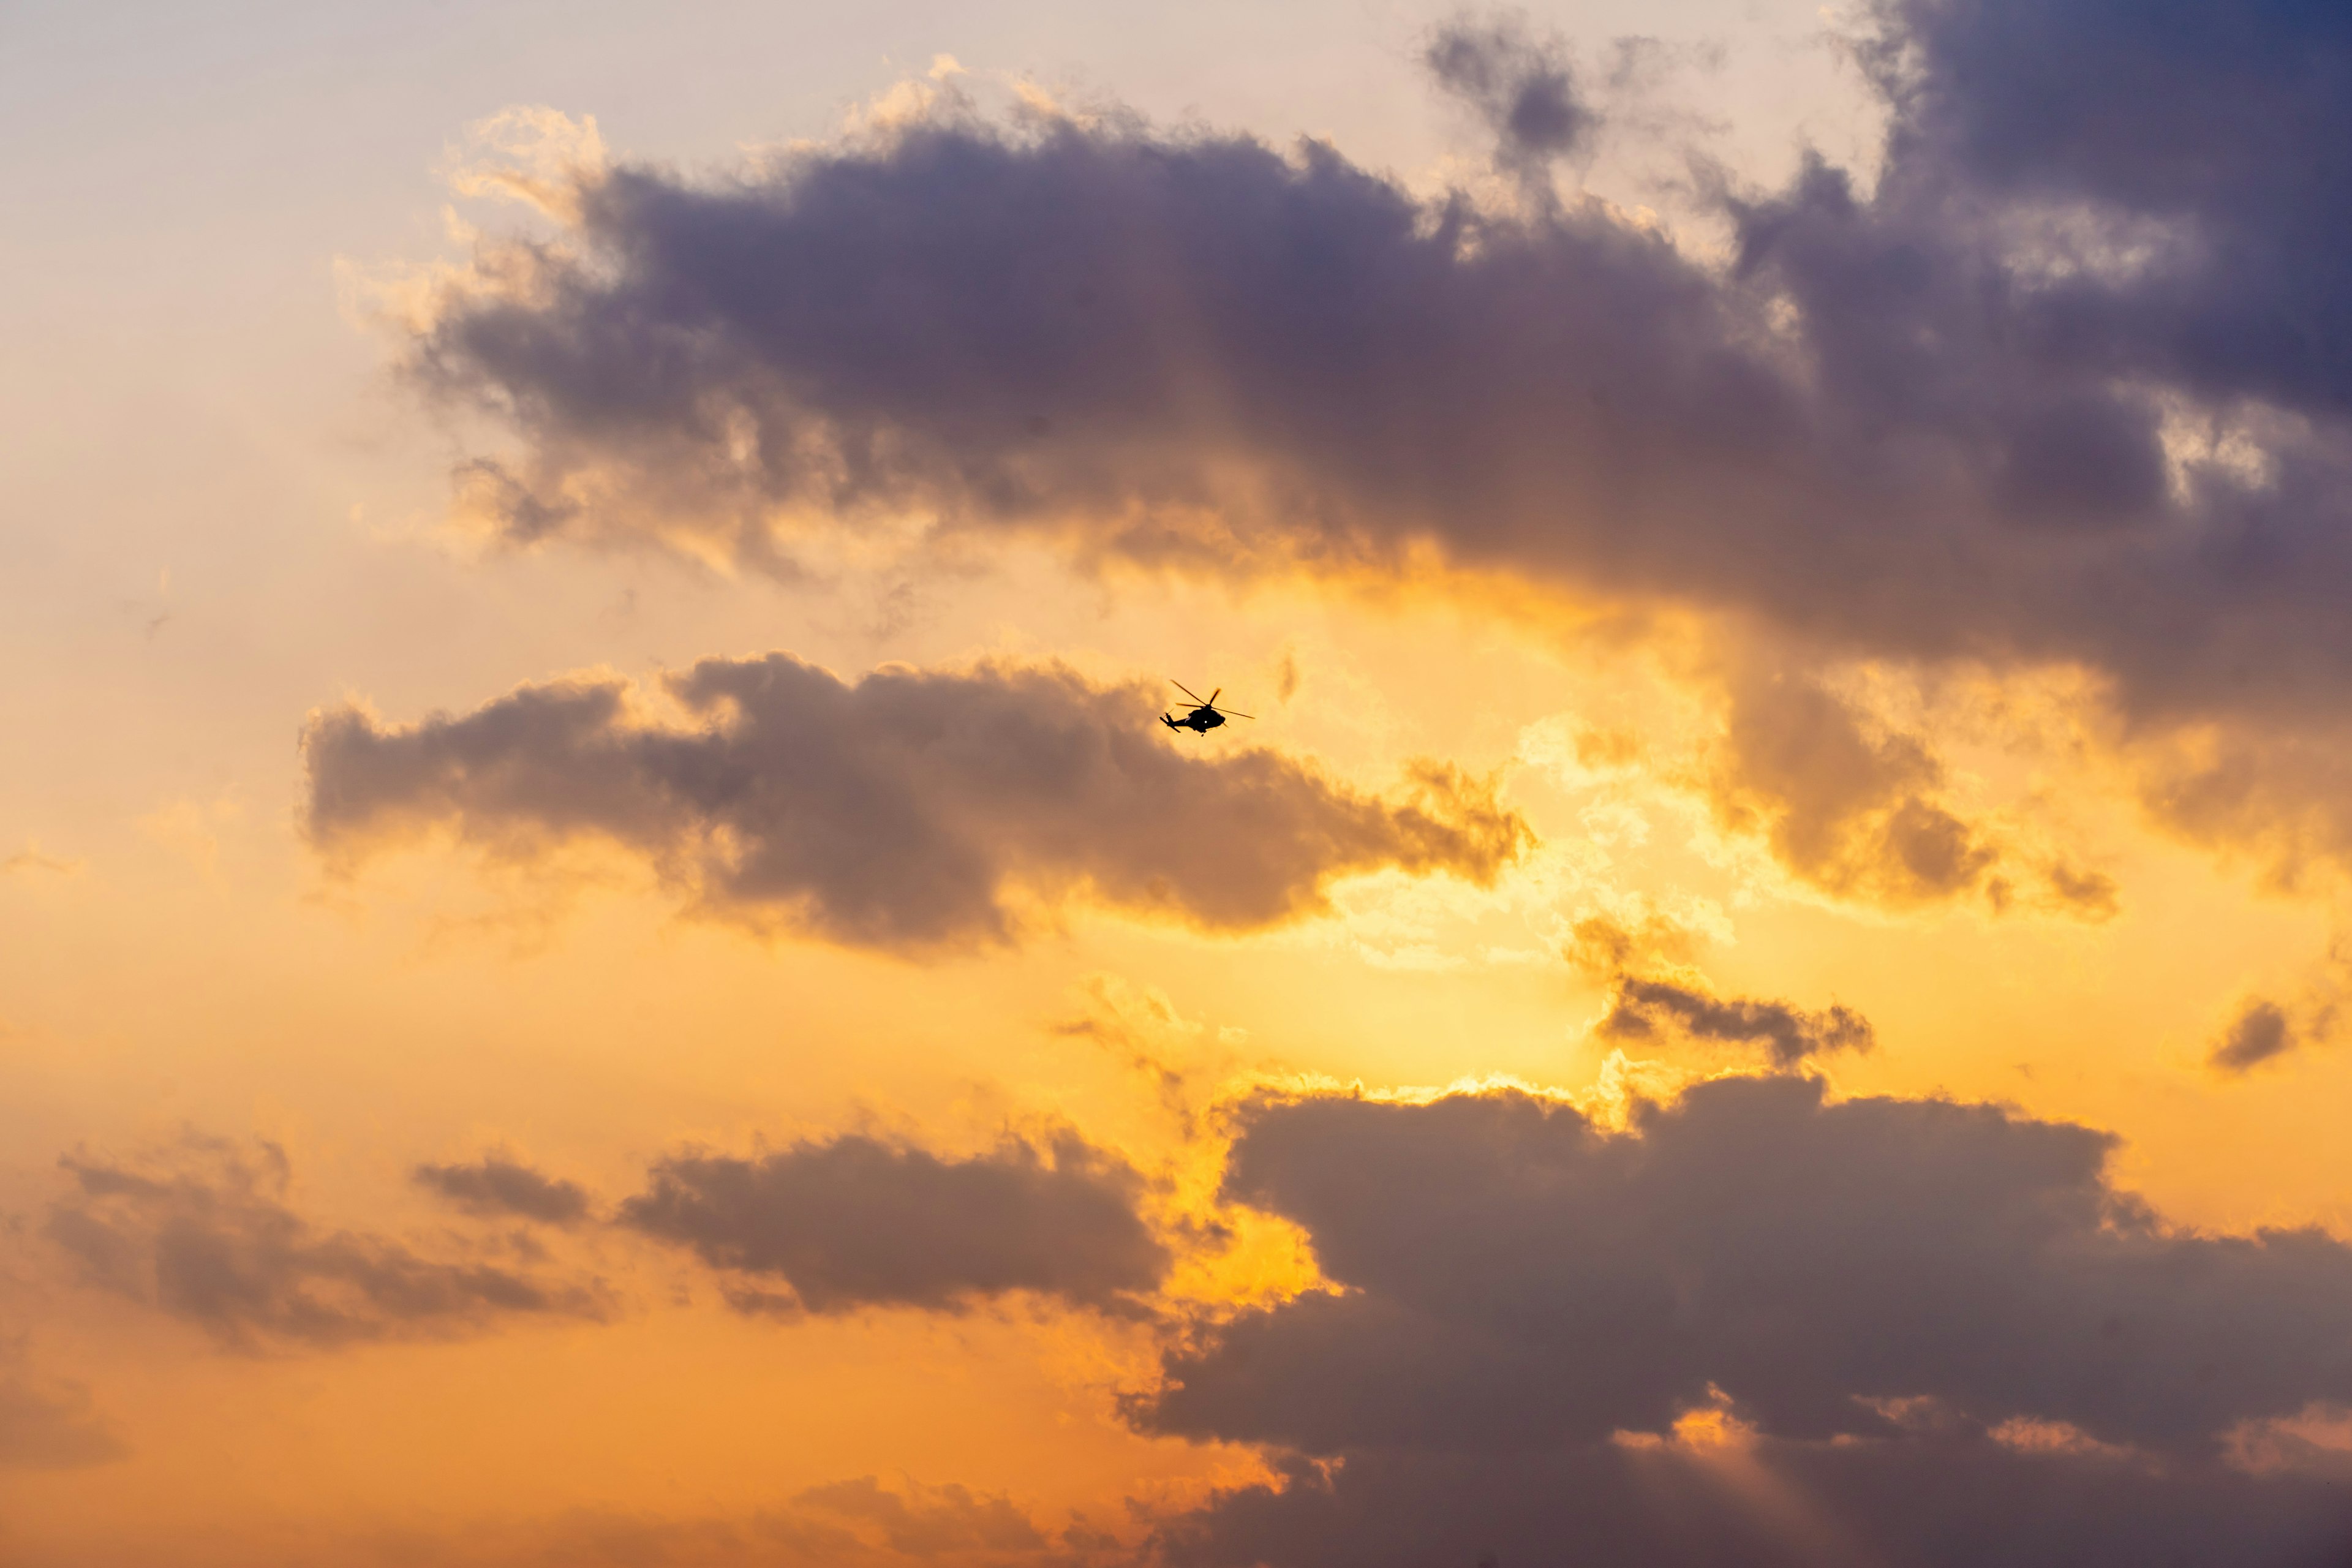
xmin=304 ymin=655 xmax=1527 ymax=954
xmin=2212 ymin=998 xmax=2297 ymax=1075
xmin=1423 ymin=15 xmax=1593 ymax=182
xmin=396 ymin=2 xmax=2352 ymax=895
xmin=1864 ymin=0 xmax=2352 ymax=418
xmin=1716 ymin=0 xmax=2352 ymax=729
xmin=1602 ymin=976 xmax=1872 ymax=1065
xmin=399 ymin=10 xmax=2352 ymax=722
xmin=0 ymin=1343 xmax=123 ymax=1470
xmin=47 ymin=1136 xmax=608 ymax=1351
xmin=1566 ymin=912 xmax=1874 ymax=1065
xmin=1154 ymin=1438 xmax=2352 ymax=1568
xmin=414 ymin=1155 xmax=594 ymax=1224
xmin=415 ymin=111 xmax=1850 ymax=614
xmin=1133 ymin=1075 xmax=2352 ymax=1564
xmin=619 ymin=1128 xmax=1166 ymax=1315
xmin=2206 ymin=952 xmax=2350 ymax=1074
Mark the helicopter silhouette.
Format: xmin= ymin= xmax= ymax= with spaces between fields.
xmin=1162 ymin=679 xmax=1254 ymax=734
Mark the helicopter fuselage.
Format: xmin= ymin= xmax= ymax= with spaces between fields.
xmin=1164 ymin=706 xmax=1226 ymax=733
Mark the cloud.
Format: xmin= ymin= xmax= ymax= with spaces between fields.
xmin=2205 ymin=939 xmax=2352 ymax=1075
xmin=1567 ymin=912 xmax=1873 ymax=1066
xmin=1153 ymin=1438 xmax=2352 ymax=1568
xmin=1864 ymin=0 xmax=2352 ymax=419
xmin=392 ymin=36 xmax=2352 ymax=720
xmin=443 ymin=104 xmax=610 ymax=222
xmin=619 ymin=1128 xmax=1167 ymax=1315
xmin=414 ymin=1155 xmax=594 ymax=1224
xmin=1562 ymin=908 xmax=1702 ymax=978
xmin=389 ymin=5 xmax=2352 ymax=888
xmin=405 ymin=101 xmax=1828 ymax=594
xmin=46 ymin=1135 xmax=608 ymax=1351
xmin=0 ymin=1343 xmax=124 ymax=1470
xmin=304 ymin=654 xmax=1528 ymax=955
xmin=1602 ymin=976 xmax=1873 ymax=1066
xmin=2211 ymin=998 xmax=2297 ymax=1075
xmin=1132 ymin=1074 xmax=2352 ymax=1562
xmin=1423 ymin=14 xmax=1593 ymax=184
xmin=2045 ymin=857 xmax=2120 ymax=918
xmin=1708 ymin=671 xmax=1999 ymax=907
xmin=1046 ymin=974 xmax=1264 ymax=1139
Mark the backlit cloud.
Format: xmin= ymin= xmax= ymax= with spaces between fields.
xmin=304 ymin=654 xmax=1528 ymax=954
xmin=1152 ymin=1436 xmax=2352 ymax=1568
xmin=1707 ymin=671 xmax=1999 ymax=908
xmin=47 ymin=1136 xmax=609 ymax=1352
xmin=1137 ymin=1074 xmax=2352 ymax=1563
xmin=23 ymin=2 xmax=2352 ymax=1561
xmin=392 ymin=1 xmax=2352 ymax=895
xmin=620 ymin=1128 xmax=1166 ymax=1315
xmin=1600 ymin=976 xmax=1873 ymax=1066
xmin=1567 ymin=913 xmax=1873 ymax=1066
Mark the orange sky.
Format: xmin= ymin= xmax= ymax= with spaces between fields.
xmin=6 ymin=3 xmax=2352 ymax=1565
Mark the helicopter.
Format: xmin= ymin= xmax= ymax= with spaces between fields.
xmin=1162 ymin=680 xmax=1254 ymax=734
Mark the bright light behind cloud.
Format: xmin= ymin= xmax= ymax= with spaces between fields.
xmin=6 ymin=2 xmax=2352 ymax=1564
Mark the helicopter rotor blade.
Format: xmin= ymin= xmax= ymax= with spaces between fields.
xmin=1170 ymin=679 xmax=1207 ymax=705
xmin=1217 ymin=709 xmax=1256 ymax=720
xmin=1209 ymin=688 xmax=1221 ymax=706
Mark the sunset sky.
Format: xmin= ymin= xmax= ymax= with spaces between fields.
xmin=7 ymin=1 xmax=2352 ymax=1562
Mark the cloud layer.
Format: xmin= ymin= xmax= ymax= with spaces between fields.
xmin=403 ymin=7 xmax=2352 ymax=722
xmin=305 ymin=654 xmax=1526 ymax=953
xmin=388 ymin=4 xmax=2352 ymax=912
xmin=620 ymin=1128 xmax=1166 ymax=1314
xmin=1137 ymin=1074 xmax=2352 ymax=1563
xmin=35 ymin=1079 xmax=2352 ymax=1559
xmin=1154 ymin=1436 xmax=2352 ymax=1568
xmin=47 ymin=1137 xmax=607 ymax=1351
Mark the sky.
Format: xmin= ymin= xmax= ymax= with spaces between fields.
xmin=4 ymin=1 xmax=2352 ymax=1562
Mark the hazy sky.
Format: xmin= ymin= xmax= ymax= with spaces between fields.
xmin=6 ymin=2 xmax=2352 ymax=1564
